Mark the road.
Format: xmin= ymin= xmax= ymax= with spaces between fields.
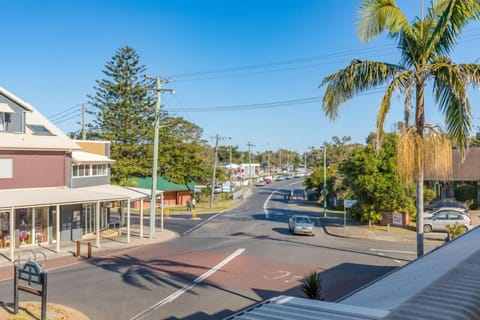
xmin=0 ymin=179 xmax=438 ymax=319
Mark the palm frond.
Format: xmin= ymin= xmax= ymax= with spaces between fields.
xmin=426 ymin=0 xmax=480 ymax=58
xmin=432 ymin=61 xmax=472 ymax=159
xmin=321 ymin=60 xmax=402 ymax=120
xmin=357 ymin=0 xmax=413 ymax=42
xmin=376 ymin=70 xmax=413 ymax=144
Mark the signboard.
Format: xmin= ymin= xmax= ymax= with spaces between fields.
xmin=14 ymin=260 xmax=48 ymax=320
xmin=344 ymin=199 xmax=357 ymax=208
xmin=393 ymin=213 xmax=403 ymax=226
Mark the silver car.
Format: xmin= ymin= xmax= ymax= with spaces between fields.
xmin=423 ymin=211 xmax=472 ymax=233
xmin=288 ymin=215 xmax=314 ymax=236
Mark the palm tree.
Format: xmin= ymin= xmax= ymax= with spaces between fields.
xmin=321 ymin=0 xmax=480 ymax=257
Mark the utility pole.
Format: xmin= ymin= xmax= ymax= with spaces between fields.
xmin=247 ymin=142 xmax=255 ymax=186
xmin=210 ymin=134 xmax=221 ymax=209
xmin=81 ymin=104 xmax=87 ymax=140
xmin=147 ymin=75 xmax=174 ymax=239
xmin=322 ymin=146 xmax=328 ymax=218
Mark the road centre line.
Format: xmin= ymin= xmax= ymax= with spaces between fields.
xmin=129 ymin=248 xmax=246 ymax=320
xmin=264 ymin=190 xmax=281 ymax=218
xmin=370 ymin=248 xmax=416 ymax=255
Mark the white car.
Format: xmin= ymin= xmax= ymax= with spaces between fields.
xmin=423 ymin=211 xmax=472 ymax=233
xmin=288 ymin=215 xmax=314 ymax=236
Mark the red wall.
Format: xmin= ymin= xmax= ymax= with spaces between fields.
xmin=0 ymin=150 xmax=68 ymax=189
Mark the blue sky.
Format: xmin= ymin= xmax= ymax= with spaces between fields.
xmin=2 ymin=0 xmax=480 ymax=153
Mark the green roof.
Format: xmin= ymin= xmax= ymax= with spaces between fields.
xmin=130 ymin=177 xmax=195 ymax=191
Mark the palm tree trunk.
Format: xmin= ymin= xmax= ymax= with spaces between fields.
xmin=416 ymin=169 xmax=424 ymax=257
xmin=415 ymin=79 xmax=426 ymax=257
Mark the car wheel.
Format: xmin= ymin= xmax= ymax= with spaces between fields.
xmin=460 ymin=225 xmax=468 ymax=233
xmin=424 ymin=224 xmax=432 ymax=233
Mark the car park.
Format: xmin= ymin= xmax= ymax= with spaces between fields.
xmin=423 ymin=211 xmax=472 ymax=233
xmin=288 ymin=215 xmax=314 ymax=236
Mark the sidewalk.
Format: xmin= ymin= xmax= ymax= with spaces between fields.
xmin=323 ymin=220 xmax=446 ymax=244
xmin=0 ymin=228 xmax=178 ymax=281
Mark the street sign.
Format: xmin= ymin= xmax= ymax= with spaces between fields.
xmin=321 ymin=188 xmax=329 ymax=197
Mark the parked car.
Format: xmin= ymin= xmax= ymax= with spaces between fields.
xmin=288 ymin=215 xmax=314 ymax=236
xmin=423 ymin=211 xmax=472 ymax=233
xmin=255 ymin=179 xmax=266 ymax=186
xmin=424 ymin=207 xmax=469 ymax=219
xmin=264 ymin=177 xmax=273 ymax=184
xmin=424 ymin=199 xmax=468 ymax=213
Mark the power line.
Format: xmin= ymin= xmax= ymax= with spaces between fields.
xmin=47 ymin=102 xmax=85 ymax=120
xmin=168 ymin=45 xmax=397 ymax=79
xmin=168 ymin=88 xmax=387 ymax=113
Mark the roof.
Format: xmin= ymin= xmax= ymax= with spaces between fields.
xmin=226 ymin=296 xmax=388 ymax=320
xmin=425 ymin=147 xmax=480 ymax=181
xmin=0 ymin=187 xmax=129 ymax=209
xmin=130 ymin=177 xmax=195 ymax=191
xmin=0 ymin=184 xmax=161 ymax=210
xmin=450 ymin=147 xmax=480 ymax=181
xmin=78 ymin=184 xmax=157 ymax=200
xmin=72 ymin=150 xmax=115 ymax=164
xmin=227 ymin=227 xmax=480 ymax=320
xmin=0 ymin=86 xmax=80 ymax=152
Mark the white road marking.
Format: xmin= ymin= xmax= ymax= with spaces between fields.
xmin=369 ymin=248 xmax=416 ymax=255
xmin=264 ymin=190 xmax=281 ymax=218
xmin=182 ymin=211 xmax=224 ymax=235
xmin=129 ymin=248 xmax=246 ymax=320
xmin=271 ymin=270 xmax=291 ymax=280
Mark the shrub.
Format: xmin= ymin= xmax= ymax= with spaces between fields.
xmin=454 ymin=184 xmax=476 ymax=205
xmin=302 ymin=271 xmax=323 ymax=300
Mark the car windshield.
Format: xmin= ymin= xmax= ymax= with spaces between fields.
xmin=296 ymin=217 xmax=312 ymax=224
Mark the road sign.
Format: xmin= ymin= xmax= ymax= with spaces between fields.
xmin=321 ymin=188 xmax=329 ymax=197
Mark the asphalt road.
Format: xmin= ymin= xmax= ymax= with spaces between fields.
xmin=0 ymin=179 xmax=439 ymax=320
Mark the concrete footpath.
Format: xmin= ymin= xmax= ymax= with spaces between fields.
xmin=0 ymin=228 xmax=178 ymax=281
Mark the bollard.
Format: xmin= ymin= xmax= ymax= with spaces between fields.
xmin=87 ymin=242 xmax=92 ymax=259
xmin=165 ymin=208 xmax=170 ymax=217
xmin=387 ymin=224 xmax=390 ymax=232
xmin=192 ymin=210 xmax=197 ymax=219
xmin=76 ymin=240 xmax=81 ymax=257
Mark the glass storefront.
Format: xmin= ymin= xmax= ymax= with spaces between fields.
xmin=0 ymin=211 xmax=10 ymax=249
xmin=16 ymin=208 xmax=32 ymax=245
xmin=35 ymin=207 xmax=48 ymax=243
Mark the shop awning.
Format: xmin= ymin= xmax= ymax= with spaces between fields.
xmin=0 ymin=187 xmax=130 ymax=210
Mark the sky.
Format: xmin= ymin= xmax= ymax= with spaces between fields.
xmin=2 ymin=0 xmax=480 ymax=154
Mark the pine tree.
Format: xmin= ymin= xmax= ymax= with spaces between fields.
xmin=88 ymin=46 xmax=157 ymax=184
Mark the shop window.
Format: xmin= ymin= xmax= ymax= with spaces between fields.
xmin=0 ymin=212 xmax=10 ymax=249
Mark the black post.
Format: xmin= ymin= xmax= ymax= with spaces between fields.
xmin=41 ymin=272 xmax=48 ymax=320
xmin=13 ymin=265 xmax=18 ymax=314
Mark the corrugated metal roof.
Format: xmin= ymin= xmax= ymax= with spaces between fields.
xmin=341 ymin=227 xmax=480 ymax=310
xmin=227 ymin=296 xmax=388 ymax=320
xmin=383 ymin=247 xmax=480 ymax=320
xmin=131 ymin=177 xmax=195 ymax=191
xmin=226 ymin=227 xmax=480 ymax=320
